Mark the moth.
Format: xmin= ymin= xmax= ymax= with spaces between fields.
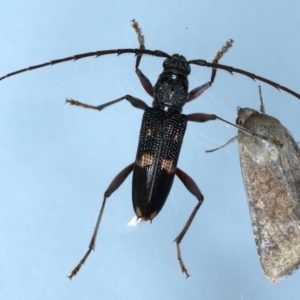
xmin=207 ymin=86 xmax=300 ymax=283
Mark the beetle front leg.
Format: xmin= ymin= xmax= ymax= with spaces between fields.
xmin=210 ymin=39 xmax=234 ymax=84
xmin=131 ymin=19 xmax=145 ymax=70
xmin=66 ymin=94 xmax=148 ymax=112
xmin=135 ymin=69 xmax=154 ymax=97
xmin=186 ymin=39 xmax=233 ymax=102
xmin=186 ymin=82 xmax=212 ymax=102
xmin=174 ymin=167 xmax=204 ymax=278
xmin=131 ymin=19 xmax=154 ymax=97
xmin=68 ymin=162 xmax=134 ymax=279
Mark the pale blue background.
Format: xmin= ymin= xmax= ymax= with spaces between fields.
xmin=1 ymin=1 xmax=300 ymax=299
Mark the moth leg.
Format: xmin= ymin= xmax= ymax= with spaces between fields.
xmin=68 ymin=162 xmax=134 ymax=279
xmin=174 ymin=167 xmax=204 ymax=278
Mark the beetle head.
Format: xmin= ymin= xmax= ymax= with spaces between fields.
xmin=162 ymin=54 xmax=191 ymax=76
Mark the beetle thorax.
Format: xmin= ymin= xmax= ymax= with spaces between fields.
xmin=153 ymin=71 xmax=189 ymax=111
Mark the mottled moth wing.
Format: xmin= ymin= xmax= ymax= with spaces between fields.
xmin=238 ymin=109 xmax=300 ymax=283
xmin=281 ymin=128 xmax=300 ymax=219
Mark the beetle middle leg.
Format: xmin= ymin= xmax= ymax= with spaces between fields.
xmin=66 ymin=94 xmax=148 ymax=111
xmin=186 ymin=112 xmax=283 ymax=148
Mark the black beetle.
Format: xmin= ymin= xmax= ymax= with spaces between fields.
xmin=65 ymin=21 xmax=235 ymax=278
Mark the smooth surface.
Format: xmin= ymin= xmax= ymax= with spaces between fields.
xmin=1 ymin=1 xmax=300 ymax=299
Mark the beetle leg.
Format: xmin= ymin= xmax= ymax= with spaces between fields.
xmin=131 ymin=19 xmax=154 ymax=97
xmin=210 ymin=39 xmax=234 ymax=84
xmin=68 ymin=162 xmax=134 ymax=279
xmin=187 ymin=113 xmax=283 ymax=147
xmin=131 ymin=19 xmax=145 ymax=70
xmin=187 ymin=39 xmax=234 ymax=102
xmin=186 ymin=113 xmax=217 ymax=123
xmin=66 ymin=94 xmax=148 ymax=112
xmin=186 ymin=82 xmax=211 ymax=102
xmin=174 ymin=167 xmax=204 ymax=278
xmin=135 ymin=69 xmax=154 ymax=97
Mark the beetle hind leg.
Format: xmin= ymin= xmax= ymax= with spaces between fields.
xmin=174 ymin=167 xmax=204 ymax=278
xmin=68 ymin=163 xmax=134 ymax=279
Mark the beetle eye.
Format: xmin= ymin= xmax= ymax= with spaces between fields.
xmin=165 ymin=58 xmax=173 ymax=65
xmin=185 ymin=63 xmax=190 ymax=72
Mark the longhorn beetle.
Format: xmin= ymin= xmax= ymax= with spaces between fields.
xmin=1 ymin=20 xmax=300 ymax=279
